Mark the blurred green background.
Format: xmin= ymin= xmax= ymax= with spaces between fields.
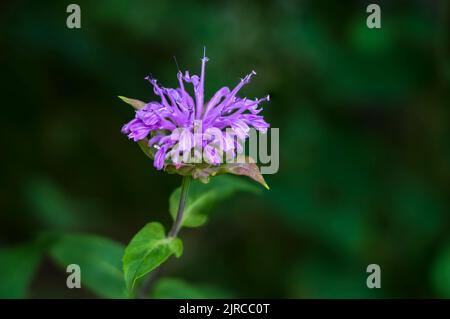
xmin=0 ymin=0 xmax=449 ymax=298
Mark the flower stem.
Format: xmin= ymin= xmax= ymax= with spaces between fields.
xmin=168 ymin=175 xmax=191 ymax=237
xmin=139 ymin=175 xmax=191 ymax=298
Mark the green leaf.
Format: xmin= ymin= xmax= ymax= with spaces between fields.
xmin=152 ymin=278 xmax=234 ymax=299
xmin=118 ymin=96 xmax=145 ymax=110
xmin=0 ymin=240 xmax=47 ymax=298
xmin=170 ymin=175 xmax=260 ymax=228
xmin=430 ymin=243 xmax=450 ymax=297
xmin=122 ymin=222 xmax=183 ymax=295
xmin=49 ymin=233 xmax=126 ymax=298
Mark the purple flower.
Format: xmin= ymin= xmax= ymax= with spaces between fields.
xmin=121 ymin=51 xmax=270 ymax=172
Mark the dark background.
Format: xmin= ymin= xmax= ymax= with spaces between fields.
xmin=0 ymin=0 xmax=449 ymax=298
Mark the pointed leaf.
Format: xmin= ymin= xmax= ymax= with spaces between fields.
xmin=118 ymin=96 xmax=146 ymax=110
xmin=50 ymin=233 xmax=126 ymax=298
xmin=0 ymin=240 xmax=48 ymax=298
xmin=122 ymin=222 xmax=183 ymax=295
xmin=221 ymin=156 xmax=270 ymax=189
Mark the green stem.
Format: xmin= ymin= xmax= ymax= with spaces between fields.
xmin=139 ymin=175 xmax=191 ymax=298
xmin=168 ymin=175 xmax=191 ymax=237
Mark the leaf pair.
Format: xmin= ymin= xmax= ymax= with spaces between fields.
xmin=122 ymin=176 xmax=260 ymax=295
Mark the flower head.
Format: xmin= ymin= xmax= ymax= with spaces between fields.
xmin=121 ymin=51 xmax=270 ymax=186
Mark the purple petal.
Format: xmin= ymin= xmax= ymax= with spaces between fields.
xmin=230 ymin=119 xmax=250 ymax=140
xmin=242 ymin=114 xmax=270 ymax=133
xmin=204 ymin=86 xmax=230 ymax=118
xmin=222 ymin=132 xmax=235 ymax=152
xmin=154 ymin=145 xmax=167 ymax=170
xmin=122 ymin=119 xmax=152 ymax=141
xmin=204 ymin=145 xmax=221 ymax=165
xmin=178 ymin=129 xmax=193 ymax=151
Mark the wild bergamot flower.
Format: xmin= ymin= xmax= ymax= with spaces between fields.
xmin=120 ymin=51 xmax=270 ymax=187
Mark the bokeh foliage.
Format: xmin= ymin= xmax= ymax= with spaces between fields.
xmin=0 ymin=0 xmax=449 ymax=298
